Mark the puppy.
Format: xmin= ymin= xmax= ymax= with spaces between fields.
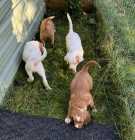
xmin=64 ymin=13 xmax=84 ymax=73
xmin=65 ymin=60 xmax=98 ymax=128
xmin=40 ymin=16 xmax=55 ymax=46
xmin=22 ymin=41 xmax=51 ymax=90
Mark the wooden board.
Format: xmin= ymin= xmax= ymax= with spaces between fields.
xmin=0 ymin=0 xmax=45 ymax=103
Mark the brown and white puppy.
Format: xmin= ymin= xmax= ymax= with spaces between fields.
xmin=65 ymin=60 xmax=98 ymax=128
xmin=22 ymin=41 xmax=51 ymax=90
xmin=40 ymin=16 xmax=55 ymax=47
xmin=65 ymin=13 xmax=84 ymax=73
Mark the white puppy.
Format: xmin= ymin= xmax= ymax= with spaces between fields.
xmin=64 ymin=13 xmax=84 ymax=73
xmin=22 ymin=41 xmax=51 ymax=90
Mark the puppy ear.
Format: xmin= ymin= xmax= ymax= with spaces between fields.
xmin=75 ymin=56 xmax=80 ymax=64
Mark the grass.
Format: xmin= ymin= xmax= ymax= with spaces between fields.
xmin=2 ymin=12 xmax=115 ymax=127
xmin=95 ymin=1 xmax=135 ymax=139
xmin=1 ymin=2 xmax=134 ymax=139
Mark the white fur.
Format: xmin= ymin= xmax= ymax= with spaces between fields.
xmin=75 ymin=124 xmax=79 ymax=128
xmin=65 ymin=13 xmax=84 ymax=73
xmin=22 ymin=41 xmax=51 ymax=90
xmin=65 ymin=117 xmax=71 ymax=124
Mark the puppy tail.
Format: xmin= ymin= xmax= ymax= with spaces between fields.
xmin=40 ymin=47 xmax=47 ymax=61
xmin=47 ymin=16 xmax=55 ymax=20
xmin=67 ymin=13 xmax=73 ymax=32
xmin=42 ymin=16 xmax=55 ymax=29
xmin=82 ymin=60 xmax=100 ymax=72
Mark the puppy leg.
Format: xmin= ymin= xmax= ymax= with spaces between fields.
xmin=89 ymin=96 xmax=97 ymax=112
xmin=52 ymin=33 xmax=55 ymax=46
xmin=64 ymin=55 xmax=69 ymax=64
xmin=65 ymin=104 xmax=72 ymax=124
xmin=92 ymin=106 xmax=97 ymax=112
xmin=36 ymin=63 xmax=52 ymax=90
xmin=42 ymin=75 xmax=52 ymax=90
xmin=25 ymin=63 xmax=34 ymax=82
xmin=51 ymin=33 xmax=55 ymax=47
xmin=84 ymin=112 xmax=91 ymax=125
xmin=65 ymin=117 xmax=71 ymax=124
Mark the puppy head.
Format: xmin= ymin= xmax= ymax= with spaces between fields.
xmin=75 ymin=55 xmax=84 ymax=65
xmin=74 ymin=115 xmax=84 ymax=128
xmin=74 ymin=112 xmax=91 ymax=128
xmin=69 ymin=63 xmax=77 ymax=73
xmin=64 ymin=54 xmax=77 ymax=73
xmin=72 ymin=108 xmax=90 ymax=128
xmin=69 ymin=56 xmax=84 ymax=73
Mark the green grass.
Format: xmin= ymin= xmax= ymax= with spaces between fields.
xmin=95 ymin=1 xmax=135 ymax=139
xmin=2 ymin=14 xmax=114 ymax=126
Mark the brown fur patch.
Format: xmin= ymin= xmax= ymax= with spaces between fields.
xmin=40 ymin=16 xmax=55 ymax=45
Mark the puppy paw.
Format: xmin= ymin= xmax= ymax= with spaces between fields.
xmin=51 ymin=44 xmax=54 ymax=48
xmin=75 ymin=124 xmax=82 ymax=129
xmin=46 ymin=86 xmax=52 ymax=90
xmin=93 ymin=108 xmax=97 ymax=113
xmin=65 ymin=117 xmax=71 ymax=124
xmin=27 ymin=77 xmax=34 ymax=82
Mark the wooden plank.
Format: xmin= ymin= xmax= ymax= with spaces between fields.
xmin=0 ymin=0 xmax=45 ymax=103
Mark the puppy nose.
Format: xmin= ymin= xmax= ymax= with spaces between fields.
xmin=75 ymin=124 xmax=79 ymax=128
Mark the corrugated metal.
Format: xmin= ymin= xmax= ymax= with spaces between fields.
xmin=0 ymin=0 xmax=46 ymax=103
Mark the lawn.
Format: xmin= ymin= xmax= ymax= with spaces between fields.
xmin=2 ymin=12 xmax=114 ymax=125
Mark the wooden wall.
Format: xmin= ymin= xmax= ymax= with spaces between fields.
xmin=0 ymin=0 xmax=45 ymax=103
